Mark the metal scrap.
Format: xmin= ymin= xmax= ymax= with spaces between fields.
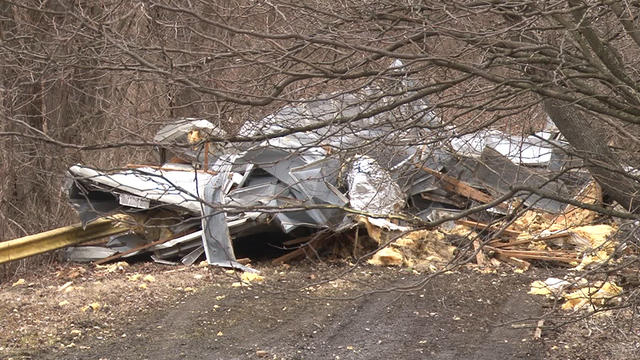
xmin=3 ymin=64 xmax=624 ymax=275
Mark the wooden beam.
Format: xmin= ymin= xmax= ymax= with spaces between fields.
xmin=489 ymin=232 xmax=569 ymax=248
xmin=455 ymin=219 xmax=521 ymax=237
xmin=416 ymin=165 xmax=508 ymax=211
xmin=494 ymin=253 xmax=531 ymax=270
xmin=487 ymin=246 xmax=576 ymax=264
xmin=473 ymin=239 xmax=487 ymax=266
xmin=272 ymin=235 xmax=332 ymax=265
xmin=282 ymin=235 xmax=313 ymax=246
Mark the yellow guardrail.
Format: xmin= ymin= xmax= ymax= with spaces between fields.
xmin=0 ymin=217 xmax=130 ymax=264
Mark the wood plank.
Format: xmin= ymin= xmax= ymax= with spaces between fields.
xmin=416 ymin=165 xmax=508 ymax=210
xmin=487 ymin=246 xmax=576 ymax=264
xmin=236 ymin=258 xmax=251 ymax=265
xmin=473 ymin=239 xmax=487 ymax=266
xmin=456 ymin=219 xmax=521 ymax=237
xmin=0 ymin=217 xmax=129 ymax=265
xmin=494 ymin=253 xmax=531 ymax=270
xmin=282 ymin=235 xmax=313 ymax=246
xmin=489 ymin=232 xmax=569 ymax=248
xmin=272 ymin=235 xmax=332 ymax=265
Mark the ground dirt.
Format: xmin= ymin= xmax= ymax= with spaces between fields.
xmin=2 ymin=259 xmax=640 ymax=360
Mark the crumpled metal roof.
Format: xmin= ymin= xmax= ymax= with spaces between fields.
xmin=63 ymin=61 xmax=583 ymax=269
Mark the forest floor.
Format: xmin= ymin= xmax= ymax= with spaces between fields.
xmin=1 ymin=259 xmax=640 ymax=360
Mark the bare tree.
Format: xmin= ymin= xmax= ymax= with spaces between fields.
xmin=4 ymin=0 xmax=640 ymax=262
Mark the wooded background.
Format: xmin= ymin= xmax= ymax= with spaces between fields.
xmin=3 ymin=0 xmax=640 ymax=274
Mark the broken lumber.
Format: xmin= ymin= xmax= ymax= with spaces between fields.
xmin=473 ymin=239 xmax=487 ymax=266
xmin=486 ymin=246 xmax=576 ymax=264
xmin=282 ymin=235 xmax=313 ymax=246
xmin=416 ymin=164 xmax=508 ymax=211
xmin=272 ymin=235 xmax=333 ymax=265
xmin=494 ymin=253 xmax=531 ymax=270
xmin=455 ymin=219 xmax=521 ymax=237
xmin=489 ymin=232 xmax=569 ymax=248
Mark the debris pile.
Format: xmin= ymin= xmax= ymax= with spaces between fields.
xmin=61 ymin=112 xmax=617 ymax=274
xmin=0 ymin=64 xmax=628 ymax=279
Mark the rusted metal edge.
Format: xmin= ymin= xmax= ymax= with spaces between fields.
xmin=0 ymin=217 xmax=130 ymax=264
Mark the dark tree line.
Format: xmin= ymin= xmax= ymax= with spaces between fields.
xmin=3 ymin=0 xmax=640 ymax=245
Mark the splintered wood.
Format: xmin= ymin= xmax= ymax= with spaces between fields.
xmin=416 ymin=165 xmax=509 ymax=211
xmin=455 ymin=181 xmax=618 ymax=270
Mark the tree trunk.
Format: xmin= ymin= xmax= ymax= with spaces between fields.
xmin=543 ymin=98 xmax=640 ymax=212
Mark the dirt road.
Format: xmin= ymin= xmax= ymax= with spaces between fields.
xmin=33 ymin=264 xmax=545 ymax=360
xmin=4 ymin=261 xmax=639 ymax=359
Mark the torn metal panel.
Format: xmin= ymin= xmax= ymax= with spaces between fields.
xmin=63 ymin=246 xmax=118 ymax=262
xmin=150 ymin=256 xmax=179 ymax=265
xmin=407 ymin=175 xmax=439 ymax=196
xmin=238 ymin=147 xmax=308 ymax=187
xmin=289 ymin=159 xmax=348 ymax=227
xmin=106 ymin=233 xmax=147 ymax=256
xmin=201 ymin=157 xmax=245 ymax=269
xmin=68 ymin=165 xmax=214 ymax=214
xmin=153 ymin=118 xmax=227 ymax=165
xmin=153 ymin=118 xmax=226 ymax=143
xmin=243 ymin=173 xmax=279 ymax=188
xmin=153 ymin=238 xmax=202 ymax=259
xmin=118 ymin=193 xmax=151 ymax=209
xmin=289 ymin=158 xmax=346 ymax=204
xmin=151 ymin=230 xmax=203 ymax=250
xmin=181 ymin=246 xmax=205 ymax=265
xmin=347 ymin=155 xmax=405 ymax=215
xmin=226 ymin=183 xmax=286 ymax=209
xmin=274 ymin=207 xmax=325 ymax=233
xmin=474 ymin=147 xmax=570 ymax=213
xmin=450 ymin=130 xmax=556 ymax=165
xmin=236 ymin=163 xmax=255 ymax=188
xmin=67 ymin=180 xmax=122 ymax=226
xmin=236 ymin=148 xmax=347 ymax=231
